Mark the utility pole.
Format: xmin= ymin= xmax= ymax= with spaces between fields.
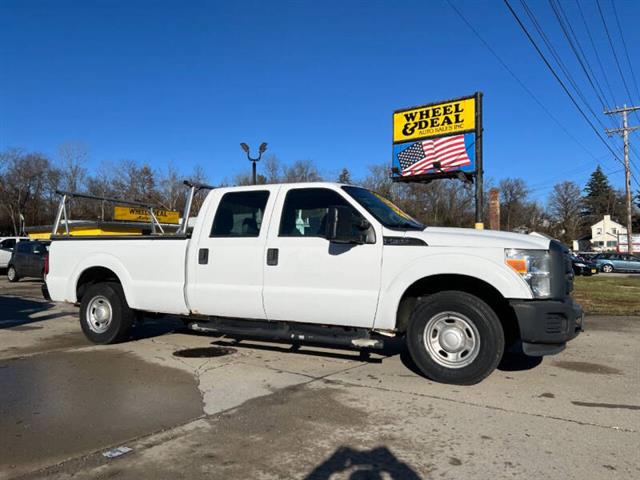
xmin=605 ymin=105 xmax=640 ymax=254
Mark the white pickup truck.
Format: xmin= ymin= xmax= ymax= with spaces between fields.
xmin=44 ymin=182 xmax=582 ymax=384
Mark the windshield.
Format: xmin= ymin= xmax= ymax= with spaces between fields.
xmin=342 ymin=186 xmax=425 ymax=230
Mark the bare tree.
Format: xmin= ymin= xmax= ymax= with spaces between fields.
xmin=0 ymin=149 xmax=54 ymax=234
xmin=57 ymin=141 xmax=88 ymax=192
xmin=548 ymin=181 xmax=583 ymax=244
xmin=499 ymin=178 xmax=530 ymax=231
xmin=262 ymin=155 xmax=281 ymax=183
xmin=362 ymin=164 xmax=393 ymax=198
xmin=282 ymin=160 xmax=323 ymax=183
xmin=158 ymin=163 xmax=183 ymax=210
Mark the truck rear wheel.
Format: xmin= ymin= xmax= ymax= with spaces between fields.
xmin=80 ymin=282 xmax=134 ymax=344
xmin=407 ymin=291 xmax=504 ymax=385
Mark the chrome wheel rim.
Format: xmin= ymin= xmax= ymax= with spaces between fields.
xmin=86 ymin=296 xmax=113 ymax=334
xmin=423 ymin=311 xmax=480 ymax=369
xmin=7 ymin=267 xmax=15 ymax=281
xmin=603 ymin=264 xmax=613 ymax=273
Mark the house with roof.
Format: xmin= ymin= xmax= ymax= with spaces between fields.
xmin=572 ymin=215 xmax=626 ymax=252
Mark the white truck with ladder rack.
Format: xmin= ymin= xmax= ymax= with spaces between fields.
xmin=44 ymin=181 xmax=583 ymax=385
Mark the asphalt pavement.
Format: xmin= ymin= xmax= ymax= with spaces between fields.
xmin=0 ymin=277 xmax=638 ymax=479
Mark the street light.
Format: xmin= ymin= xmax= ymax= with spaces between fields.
xmin=240 ymin=142 xmax=268 ymax=185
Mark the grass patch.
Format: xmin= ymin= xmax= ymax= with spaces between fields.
xmin=573 ymin=275 xmax=640 ymax=316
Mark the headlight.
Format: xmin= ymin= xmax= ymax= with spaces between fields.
xmin=505 ymin=249 xmax=552 ymax=298
xmin=575 ymin=263 xmax=586 ymax=268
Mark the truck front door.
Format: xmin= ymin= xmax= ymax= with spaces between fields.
xmin=263 ymin=187 xmax=383 ymax=328
xmin=187 ymin=188 xmax=275 ymax=319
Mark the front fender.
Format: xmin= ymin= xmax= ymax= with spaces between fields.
xmin=373 ymin=252 xmax=533 ymax=330
xmin=67 ymin=254 xmax=136 ymax=306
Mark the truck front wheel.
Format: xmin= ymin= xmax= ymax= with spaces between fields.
xmin=80 ymin=282 xmax=134 ymax=344
xmin=407 ymin=291 xmax=504 ymax=385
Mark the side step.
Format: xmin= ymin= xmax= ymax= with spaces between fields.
xmin=186 ymin=317 xmax=384 ymax=350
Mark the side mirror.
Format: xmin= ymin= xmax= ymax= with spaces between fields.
xmin=325 ymin=206 xmax=368 ymax=244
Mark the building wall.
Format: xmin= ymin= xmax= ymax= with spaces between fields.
xmin=590 ymin=215 xmax=626 ymax=251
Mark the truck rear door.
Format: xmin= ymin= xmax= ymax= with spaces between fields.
xmin=186 ymin=187 xmax=277 ymax=319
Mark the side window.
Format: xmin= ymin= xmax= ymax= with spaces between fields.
xmin=17 ymin=243 xmax=30 ymax=253
xmin=210 ymin=191 xmax=270 ymax=237
xmin=279 ymin=188 xmax=358 ymax=237
xmin=0 ymin=239 xmax=16 ymax=249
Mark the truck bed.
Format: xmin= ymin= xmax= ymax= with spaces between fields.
xmin=46 ymin=236 xmax=191 ymax=315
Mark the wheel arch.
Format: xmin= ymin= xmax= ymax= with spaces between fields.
xmin=393 ymin=274 xmax=521 ymax=346
xmin=69 ymin=255 xmax=136 ymax=306
xmin=76 ymin=266 xmax=122 ymax=303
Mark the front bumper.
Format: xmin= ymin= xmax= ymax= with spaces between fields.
xmin=509 ymin=298 xmax=583 ymax=356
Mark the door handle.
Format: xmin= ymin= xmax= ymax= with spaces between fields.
xmin=198 ymin=248 xmax=209 ymax=265
xmin=266 ymin=248 xmax=279 ymax=266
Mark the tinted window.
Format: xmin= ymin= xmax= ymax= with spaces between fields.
xmin=17 ymin=243 xmax=31 ymax=253
xmin=279 ymin=188 xmax=357 ymax=237
xmin=0 ymin=239 xmax=16 ymax=249
xmin=210 ymin=191 xmax=270 ymax=237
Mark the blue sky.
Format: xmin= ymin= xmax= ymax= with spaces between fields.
xmin=1 ymin=0 xmax=639 ymax=199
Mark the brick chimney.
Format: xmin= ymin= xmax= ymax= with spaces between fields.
xmin=489 ymin=188 xmax=500 ymax=230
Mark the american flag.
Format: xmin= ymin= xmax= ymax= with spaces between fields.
xmin=397 ymin=135 xmax=471 ymax=176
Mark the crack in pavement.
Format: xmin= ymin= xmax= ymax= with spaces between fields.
xmin=320 ymin=377 xmax=638 ymax=433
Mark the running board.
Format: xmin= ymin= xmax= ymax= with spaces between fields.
xmin=187 ymin=318 xmax=384 ymax=350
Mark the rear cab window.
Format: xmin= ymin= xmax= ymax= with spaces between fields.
xmin=210 ymin=191 xmax=270 ymax=237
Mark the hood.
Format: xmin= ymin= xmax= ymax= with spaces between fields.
xmin=407 ymin=227 xmax=551 ymax=249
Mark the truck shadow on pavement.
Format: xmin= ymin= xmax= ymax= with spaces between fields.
xmin=304 ymin=446 xmax=422 ymax=479
xmin=0 ymin=295 xmax=68 ymax=329
xmin=196 ymin=335 xmax=543 ymax=375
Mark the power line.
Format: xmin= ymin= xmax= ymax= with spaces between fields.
xmin=595 ymin=0 xmax=637 ymax=111
xmin=518 ymin=0 xmax=609 ymax=132
xmin=503 ymin=0 xmax=640 ymax=189
xmin=548 ymin=0 xmax=609 ymax=111
xmin=610 ymin=0 xmax=640 ymax=104
xmin=444 ymin=0 xmax=601 ymax=162
xmin=574 ymin=0 xmax=617 ymax=108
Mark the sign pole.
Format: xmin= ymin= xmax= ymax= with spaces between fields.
xmin=474 ymin=91 xmax=484 ymax=230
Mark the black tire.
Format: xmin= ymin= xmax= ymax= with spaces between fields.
xmin=601 ymin=264 xmax=614 ymax=273
xmin=79 ymin=282 xmax=134 ymax=344
xmin=7 ymin=265 xmax=19 ymax=283
xmin=407 ymin=291 xmax=505 ymax=385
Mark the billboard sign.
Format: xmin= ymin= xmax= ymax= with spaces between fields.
xmin=114 ymin=206 xmax=180 ymax=224
xmin=393 ymin=97 xmax=476 ymax=143
xmin=392 ymin=94 xmax=478 ymax=180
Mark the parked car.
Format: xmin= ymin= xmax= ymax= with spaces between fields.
xmin=570 ymin=254 xmax=598 ymax=276
xmin=594 ymin=252 xmax=640 ymax=273
xmin=45 ymin=182 xmax=583 ymax=385
xmin=0 ymin=236 xmax=29 ymax=269
xmin=7 ymin=240 xmax=50 ymax=282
